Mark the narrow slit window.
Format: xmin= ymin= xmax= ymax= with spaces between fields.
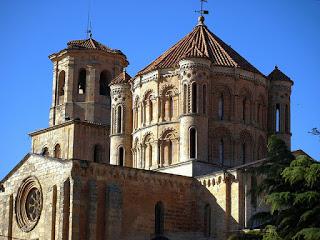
xmin=119 ymin=147 xmax=124 ymax=166
xmin=117 ymin=105 xmax=122 ymax=134
xmin=190 ymin=128 xmax=197 ymax=159
xmin=155 ymin=202 xmax=164 ymax=235
xmin=192 ymin=83 xmax=197 ymax=113
xmin=276 ymin=104 xmax=280 ymax=132
xmin=219 ymin=139 xmax=224 ymax=165
xmin=218 ymin=94 xmax=224 ymax=120
xmin=202 ymin=85 xmax=207 ymax=114
xmin=183 ymin=84 xmax=187 ymax=114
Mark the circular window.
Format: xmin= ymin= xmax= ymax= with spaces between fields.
xmin=16 ymin=176 xmax=42 ymax=232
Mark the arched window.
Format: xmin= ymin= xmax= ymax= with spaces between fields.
xmin=100 ymin=70 xmax=111 ymax=96
xmin=119 ymin=147 xmax=124 ymax=166
xmin=54 ymin=144 xmax=61 ymax=158
xmin=168 ymin=140 xmax=172 ymax=164
xmin=191 ymin=83 xmax=197 ymax=113
xmin=78 ymin=69 xmax=86 ymax=94
xmin=219 ymin=139 xmax=224 ymax=165
xmin=218 ymin=94 xmax=224 ymax=120
xmin=204 ymin=204 xmax=211 ymax=237
xmin=202 ymin=85 xmax=207 ymax=114
xmin=155 ymin=201 xmax=164 ymax=235
xmin=149 ymin=99 xmax=153 ymax=122
xmin=58 ymin=71 xmax=65 ymax=97
xmin=189 ymin=128 xmax=197 ymax=159
xmin=117 ymin=105 xmax=122 ymax=134
xmin=169 ymin=96 xmax=174 ymax=119
xmin=183 ymin=84 xmax=187 ymax=114
xmin=257 ymin=104 xmax=261 ymax=125
xmin=242 ymin=143 xmax=246 ymax=164
xmin=285 ymin=105 xmax=289 ymax=133
xmin=242 ymin=98 xmax=247 ymax=121
xmin=276 ymin=104 xmax=280 ymax=132
xmin=93 ymin=144 xmax=103 ymax=163
xmin=42 ymin=147 xmax=49 ymax=157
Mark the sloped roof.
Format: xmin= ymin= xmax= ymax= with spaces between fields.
xmin=268 ymin=66 xmax=293 ymax=83
xmin=110 ymin=71 xmax=132 ymax=86
xmin=49 ymin=37 xmax=127 ymax=61
xmin=137 ymin=17 xmax=261 ymax=76
xmin=67 ymin=38 xmax=125 ymax=55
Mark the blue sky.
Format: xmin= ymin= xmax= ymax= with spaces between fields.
xmin=0 ymin=0 xmax=319 ymax=179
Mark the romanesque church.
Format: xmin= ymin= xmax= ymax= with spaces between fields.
xmin=0 ymin=16 xmax=293 ymax=240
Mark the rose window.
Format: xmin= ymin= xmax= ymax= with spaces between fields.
xmin=16 ymin=176 xmax=43 ymax=232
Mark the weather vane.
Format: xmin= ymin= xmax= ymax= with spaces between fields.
xmin=195 ymin=0 xmax=209 ymax=16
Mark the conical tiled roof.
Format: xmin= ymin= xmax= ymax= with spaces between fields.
xmin=110 ymin=71 xmax=132 ymax=86
xmin=268 ymin=66 xmax=293 ymax=83
xmin=67 ymin=38 xmax=125 ymax=55
xmin=137 ymin=17 xmax=261 ymax=76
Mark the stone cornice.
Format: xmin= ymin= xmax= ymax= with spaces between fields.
xmin=29 ymin=120 xmax=109 ymax=137
xmin=71 ymin=160 xmax=195 ymax=188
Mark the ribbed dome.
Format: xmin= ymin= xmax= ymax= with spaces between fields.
xmin=138 ymin=19 xmax=261 ymax=76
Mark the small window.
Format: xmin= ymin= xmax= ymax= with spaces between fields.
xmin=54 ymin=144 xmax=61 ymax=158
xmin=42 ymin=147 xmax=49 ymax=157
xmin=93 ymin=144 xmax=103 ymax=163
xmin=276 ymin=104 xmax=280 ymax=132
xmin=169 ymin=96 xmax=174 ymax=119
xmin=183 ymin=84 xmax=187 ymax=114
xmin=219 ymin=139 xmax=224 ymax=165
xmin=119 ymin=147 xmax=124 ymax=166
xmin=242 ymin=143 xmax=246 ymax=164
xmin=257 ymin=104 xmax=261 ymax=125
xmin=189 ymin=128 xmax=197 ymax=159
xmin=149 ymin=99 xmax=153 ymax=122
xmin=78 ymin=69 xmax=86 ymax=94
xmin=218 ymin=94 xmax=224 ymax=120
xmin=117 ymin=105 xmax=122 ymax=134
xmin=155 ymin=201 xmax=164 ymax=235
xmin=204 ymin=204 xmax=211 ymax=237
xmin=202 ymin=85 xmax=207 ymax=114
xmin=191 ymin=83 xmax=197 ymax=113
xmin=242 ymin=98 xmax=247 ymax=121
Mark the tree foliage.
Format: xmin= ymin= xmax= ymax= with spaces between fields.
xmin=238 ymin=136 xmax=320 ymax=240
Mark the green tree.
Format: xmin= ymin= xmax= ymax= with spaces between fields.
xmin=237 ymin=136 xmax=320 ymax=240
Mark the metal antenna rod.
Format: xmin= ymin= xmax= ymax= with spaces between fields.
xmin=86 ymin=0 xmax=93 ymax=38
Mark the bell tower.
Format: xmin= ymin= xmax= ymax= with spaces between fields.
xmin=29 ymin=38 xmax=129 ymax=164
xmin=49 ymin=38 xmax=128 ymax=126
xmin=268 ymin=66 xmax=293 ymax=148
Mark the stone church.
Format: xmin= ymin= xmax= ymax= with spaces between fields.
xmin=0 ymin=16 xmax=293 ymax=240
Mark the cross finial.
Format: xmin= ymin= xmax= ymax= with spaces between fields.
xmin=195 ymin=0 xmax=209 ymax=17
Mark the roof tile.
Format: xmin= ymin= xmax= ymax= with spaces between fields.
xmin=137 ymin=20 xmax=261 ymax=76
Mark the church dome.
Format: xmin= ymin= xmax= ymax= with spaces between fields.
xmin=137 ymin=17 xmax=261 ymax=76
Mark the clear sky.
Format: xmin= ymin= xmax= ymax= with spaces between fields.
xmin=0 ymin=0 xmax=319 ymax=179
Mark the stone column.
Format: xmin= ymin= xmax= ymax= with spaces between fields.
xmin=87 ymin=180 xmax=98 ymax=240
xmin=70 ymin=177 xmax=81 ymax=240
xmin=58 ymin=178 xmax=70 ymax=240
